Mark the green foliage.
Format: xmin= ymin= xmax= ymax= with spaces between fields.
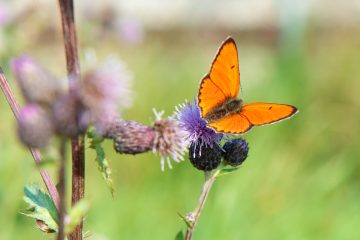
xmin=175 ymin=230 xmax=184 ymax=240
xmin=21 ymin=184 xmax=58 ymax=233
xmin=218 ymin=166 xmax=241 ymax=177
xmin=87 ymin=128 xmax=115 ymax=196
xmin=65 ymin=199 xmax=90 ymax=235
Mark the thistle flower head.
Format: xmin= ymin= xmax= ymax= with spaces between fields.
xmin=11 ymin=55 xmax=62 ymax=105
xmin=175 ymin=99 xmax=223 ymax=156
xmin=17 ymin=104 xmax=54 ymax=148
xmin=152 ymin=109 xmax=188 ymax=171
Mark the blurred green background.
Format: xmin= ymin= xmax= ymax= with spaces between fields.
xmin=1 ymin=0 xmax=360 ymax=239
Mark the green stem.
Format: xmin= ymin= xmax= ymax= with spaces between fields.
xmin=57 ymin=139 xmax=67 ymax=240
xmin=185 ymin=170 xmax=219 ymax=240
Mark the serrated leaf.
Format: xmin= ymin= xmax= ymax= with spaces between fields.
xmin=175 ymin=230 xmax=184 ymax=240
xmin=87 ymin=128 xmax=114 ymax=196
xmin=21 ymin=183 xmax=58 ymax=233
xmin=65 ymin=199 xmax=90 ymax=235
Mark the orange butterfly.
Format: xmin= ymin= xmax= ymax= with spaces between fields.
xmin=198 ymin=37 xmax=298 ymax=134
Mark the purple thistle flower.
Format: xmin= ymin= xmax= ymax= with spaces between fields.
xmin=175 ymin=99 xmax=223 ymax=156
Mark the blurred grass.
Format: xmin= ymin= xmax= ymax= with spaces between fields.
xmin=1 ymin=21 xmax=360 ymax=240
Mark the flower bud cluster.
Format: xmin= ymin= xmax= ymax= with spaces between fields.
xmin=13 ymin=55 xmax=132 ymax=148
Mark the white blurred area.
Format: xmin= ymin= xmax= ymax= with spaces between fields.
xmin=0 ymin=0 xmax=359 ymax=30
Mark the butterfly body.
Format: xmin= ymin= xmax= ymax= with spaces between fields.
xmin=205 ymin=97 xmax=243 ymax=123
xmin=198 ymin=37 xmax=298 ymax=134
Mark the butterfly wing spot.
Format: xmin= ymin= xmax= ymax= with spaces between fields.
xmin=268 ymin=106 xmax=273 ymax=110
xmin=231 ymin=65 xmax=235 ymax=69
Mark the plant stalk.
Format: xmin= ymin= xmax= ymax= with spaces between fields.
xmin=185 ymin=170 xmax=218 ymax=240
xmin=0 ymin=68 xmax=60 ymax=211
xmin=58 ymin=1 xmax=84 ymax=239
xmin=57 ymin=139 xmax=67 ymax=240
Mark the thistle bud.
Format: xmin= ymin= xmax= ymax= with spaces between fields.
xmin=189 ymin=143 xmax=222 ymax=171
xmin=223 ymin=138 xmax=249 ymax=167
xmin=17 ymin=104 xmax=54 ymax=148
xmin=108 ymin=119 xmax=155 ymax=154
xmin=11 ymin=56 xmax=62 ymax=105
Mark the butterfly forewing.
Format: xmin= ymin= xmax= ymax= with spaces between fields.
xmin=198 ymin=37 xmax=240 ymax=118
xmin=241 ymin=102 xmax=298 ymax=126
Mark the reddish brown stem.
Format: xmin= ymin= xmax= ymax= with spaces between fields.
xmin=57 ymin=0 xmax=84 ymax=239
xmin=0 ymin=68 xmax=60 ymax=211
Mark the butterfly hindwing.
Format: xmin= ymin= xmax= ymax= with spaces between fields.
xmin=208 ymin=113 xmax=252 ymax=134
xmin=241 ymin=102 xmax=298 ymax=126
xmin=198 ymin=37 xmax=240 ymax=118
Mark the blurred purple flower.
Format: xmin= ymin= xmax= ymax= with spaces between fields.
xmin=175 ymin=99 xmax=222 ymax=156
xmin=0 ymin=3 xmax=11 ymax=26
xmin=117 ymin=18 xmax=144 ymax=44
xmin=52 ymin=92 xmax=85 ymax=137
xmin=79 ymin=56 xmax=133 ymax=134
xmin=11 ymin=55 xmax=62 ymax=105
xmin=17 ymin=104 xmax=54 ymax=148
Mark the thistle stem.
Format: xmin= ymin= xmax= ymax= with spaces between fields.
xmin=0 ymin=68 xmax=60 ymax=211
xmin=185 ymin=170 xmax=219 ymax=240
xmin=57 ymin=139 xmax=67 ymax=240
xmin=57 ymin=1 xmax=84 ymax=239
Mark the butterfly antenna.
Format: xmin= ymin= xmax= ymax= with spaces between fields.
xmin=240 ymin=85 xmax=244 ymax=98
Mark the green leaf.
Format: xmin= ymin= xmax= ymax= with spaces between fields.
xmin=87 ymin=128 xmax=115 ymax=196
xmin=218 ymin=166 xmax=241 ymax=177
xmin=175 ymin=230 xmax=184 ymax=240
xmin=65 ymin=199 xmax=90 ymax=235
xmin=21 ymin=183 xmax=58 ymax=233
